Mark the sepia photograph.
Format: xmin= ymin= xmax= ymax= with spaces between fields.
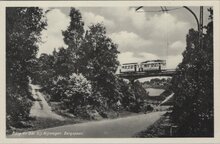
xmin=1 ymin=0 xmax=220 ymax=143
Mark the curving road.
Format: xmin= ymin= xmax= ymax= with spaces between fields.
xmin=9 ymin=111 xmax=166 ymax=138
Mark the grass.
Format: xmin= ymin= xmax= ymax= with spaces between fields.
xmin=133 ymin=112 xmax=172 ymax=137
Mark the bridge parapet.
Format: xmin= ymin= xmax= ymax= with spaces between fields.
xmin=117 ymin=69 xmax=175 ymax=82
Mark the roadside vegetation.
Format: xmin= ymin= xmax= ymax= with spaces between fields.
xmin=6 ymin=7 xmax=47 ymax=132
xmin=134 ymin=113 xmax=171 ymax=137
xmin=171 ymin=8 xmax=213 ymax=137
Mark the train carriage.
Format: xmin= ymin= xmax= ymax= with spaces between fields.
xmin=120 ymin=62 xmax=140 ymax=73
xmin=140 ymin=60 xmax=166 ymax=72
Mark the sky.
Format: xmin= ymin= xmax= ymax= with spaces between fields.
xmin=38 ymin=6 xmax=211 ymax=69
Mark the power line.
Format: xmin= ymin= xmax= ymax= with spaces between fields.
xmin=135 ymin=7 xmax=183 ymax=13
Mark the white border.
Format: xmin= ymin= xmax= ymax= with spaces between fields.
xmin=0 ymin=1 xmax=220 ymax=143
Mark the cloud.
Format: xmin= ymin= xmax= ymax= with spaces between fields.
xmin=82 ymin=12 xmax=115 ymax=30
xmin=118 ymin=52 xmax=142 ymax=64
xmin=109 ymin=31 xmax=153 ymax=52
xmin=167 ymin=40 xmax=186 ymax=55
xmin=84 ymin=7 xmax=189 ymax=60
xmin=99 ymin=8 xmax=189 ymax=39
xmin=146 ymin=13 xmax=189 ymax=39
xmin=169 ymin=40 xmax=185 ymax=50
xmin=119 ymin=7 xmax=147 ymax=29
xmin=118 ymin=51 xmax=159 ymax=64
xmin=38 ymin=9 xmax=70 ymax=56
xmin=100 ymin=7 xmax=147 ymax=29
xmin=139 ymin=52 xmax=159 ymax=60
xmin=166 ymin=55 xmax=183 ymax=69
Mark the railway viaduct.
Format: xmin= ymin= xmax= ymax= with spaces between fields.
xmin=117 ymin=69 xmax=176 ymax=83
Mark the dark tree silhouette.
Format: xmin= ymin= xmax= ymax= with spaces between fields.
xmin=171 ymin=8 xmax=213 ymax=137
xmin=6 ymin=7 xmax=46 ymax=129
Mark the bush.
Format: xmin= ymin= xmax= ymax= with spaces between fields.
xmin=6 ymin=85 xmax=32 ymax=128
xmin=118 ymin=79 xmax=148 ymax=113
xmin=146 ymin=105 xmax=154 ymax=111
xmin=50 ymin=73 xmax=92 ymax=114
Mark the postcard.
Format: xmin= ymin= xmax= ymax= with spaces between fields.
xmin=0 ymin=0 xmax=220 ymax=143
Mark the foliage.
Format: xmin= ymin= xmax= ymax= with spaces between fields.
xmin=62 ymin=7 xmax=85 ymax=75
xmin=142 ymin=78 xmax=171 ymax=89
xmin=51 ymin=73 xmax=92 ymax=114
xmin=119 ymin=79 xmax=149 ymax=112
xmin=171 ymin=8 xmax=213 ymax=136
xmin=75 ymin=23 xmax=121 ymax=109
xmin=6 ymin=7 xmax=46 ymax=128
xmin=130 ymin=81 xmax=148 ymax=112
xmin=33 ymin=53 xmax=55 ymax=85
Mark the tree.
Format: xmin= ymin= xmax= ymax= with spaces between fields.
xmin=79 ymin=23 xmax=121 ymax=109
xmin=129 ymin=81 xmax=148 ymax=112
xmin=118 ymin=79 xmax=149 ymax=112
xmin=34 ymin=53 xmax=55 ymax=85
xmin=62 ymin=7 xmax=85 ymax=75
xmin=53 ymin=47 xmax=73 ymax=77
xmin=171 ymin=8 xmax=213 ymax=136
xmin=6 ymin=7 xmax=47 ymax=129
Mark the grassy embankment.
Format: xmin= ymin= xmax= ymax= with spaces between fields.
xmin=134 ymin=112 xmax=173 ymax=137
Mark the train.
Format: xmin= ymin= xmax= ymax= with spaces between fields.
xmin=119 ymin=60 xmax=166 ymax=73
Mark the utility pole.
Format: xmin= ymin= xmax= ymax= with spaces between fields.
xmin=200 ymin=6 xmax=204 ymax=34
xmin=199 ymin=6 xmax=204 ymax=49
